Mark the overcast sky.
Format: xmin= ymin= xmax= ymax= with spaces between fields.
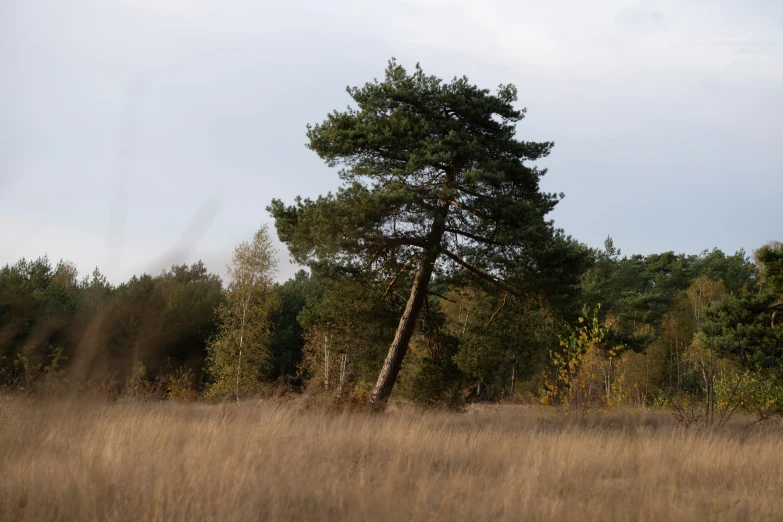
xmin=1 ymin=0 xmax=781 ymax=284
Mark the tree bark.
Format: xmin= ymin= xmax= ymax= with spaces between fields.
xmin=371 ymin=205 xmax=448 ymax=405
xmin=236 ymin=299 xmax=249 ymax=403
xmin=324 ymin=334 xmax=330 ymax=390
xmin=371 ymin=245 xmax=440 ymax=405
xmin=336 ymin=353 xmax=347 ymax=398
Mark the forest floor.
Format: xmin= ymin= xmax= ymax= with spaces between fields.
xmin=1 ymin=396 xmax=781 ymax=521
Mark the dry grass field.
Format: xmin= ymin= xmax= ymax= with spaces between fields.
xmin=1 ymin=397 xmax=782 ymax=521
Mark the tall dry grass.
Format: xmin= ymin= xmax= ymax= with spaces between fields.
xmin=1 ymin=398 xmax=781 ymax=521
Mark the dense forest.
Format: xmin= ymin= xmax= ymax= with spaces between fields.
xmin=2 ymin=61 xmax=781 ymax=421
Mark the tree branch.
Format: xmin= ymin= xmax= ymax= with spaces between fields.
xmin=372 ymin=236 xmax=427 ymax=248
xmin=442 ymin=250 xmax=518 ymax=297
xmin=442 ymin=249 xmax=546 ymax=312
xmin=448 ymin=200 xmax=491 ymax=221
xmin=768 ymin=302 xmax=783 ymax=328
xmin=444 ymin=227 xmax=503 ymax=246
xmin=428 ymin=291 xmax=456 ymax=303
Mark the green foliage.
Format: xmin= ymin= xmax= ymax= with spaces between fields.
xmin=756 ymin=242 xmax=783 ymax=297
xmin=297 ymin=266 xmax=399 ymax=391
xmin=125 ymin=360 xmax=150 ymax=399
xmin=714 ymin=369 xmax=783 ymax=418
xmin=0 ymin=229 xmax=779 ymax=414
xmin=268 ymin=270 xmax=319 ymax=384
xmin=543 ymin=305 xmax=625 ymax=412
xmin=439 ymin=286 xmax=555 ymax=401
xmin=121 ymin=360 xmax=196 ymax=402
xmin=409 ymin=353 xmax=465 ymax=409
xmin=0 ymin=249 xmax=223 ymax=393
xmin=580 ymin=244 xmax=756 ymax=354
xmin=167 ymin=367 xmax=197 ymax=402
xmin=270 ymin=58 xmax=559 ymax=274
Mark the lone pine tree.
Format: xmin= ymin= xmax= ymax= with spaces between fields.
xmin=269 ymin=59 xmax=561 ymax=405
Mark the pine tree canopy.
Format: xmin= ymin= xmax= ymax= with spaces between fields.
xmin=269 ymin=58 xmax=562 ymax=290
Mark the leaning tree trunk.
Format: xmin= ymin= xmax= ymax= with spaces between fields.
xmin=371 ymin=247 xmax=440 ymax=405
xmin=371 ymin=191 xmax=450 ymax=406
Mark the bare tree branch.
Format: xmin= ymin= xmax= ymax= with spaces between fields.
xmin=383 ymin=258 xmax=421 ymax=298
xmin=486 ymin=292 xmax=508 ymax=326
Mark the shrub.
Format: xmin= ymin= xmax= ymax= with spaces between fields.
xmin=167 ymin=367 xmax=198 ymax=402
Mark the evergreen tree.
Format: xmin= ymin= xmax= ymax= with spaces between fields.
xmin=268 ymin=270 xmax=319 ymax=384
xmin=756 ymin=242 xmax=783 ymax=327
xmin=270 ymin=59 xmax=562 ymax=404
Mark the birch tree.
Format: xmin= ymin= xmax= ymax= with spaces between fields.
xmin=206 ymin=225 xmax=278 ymax=401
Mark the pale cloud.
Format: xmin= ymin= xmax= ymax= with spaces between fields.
xmin=385 ymin=1 xmax=782 ymax=76
xmin=614 ymin=7 xmax=668 ymax=32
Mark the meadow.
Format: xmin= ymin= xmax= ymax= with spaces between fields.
xmin=1 ymin=397 xmax=781 ymax=521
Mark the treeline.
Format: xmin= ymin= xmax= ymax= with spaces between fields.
xmin=0 ymin=259 xmax=223 ymax=390
xmin=2 ymin=236 xmax=781 ymax=411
